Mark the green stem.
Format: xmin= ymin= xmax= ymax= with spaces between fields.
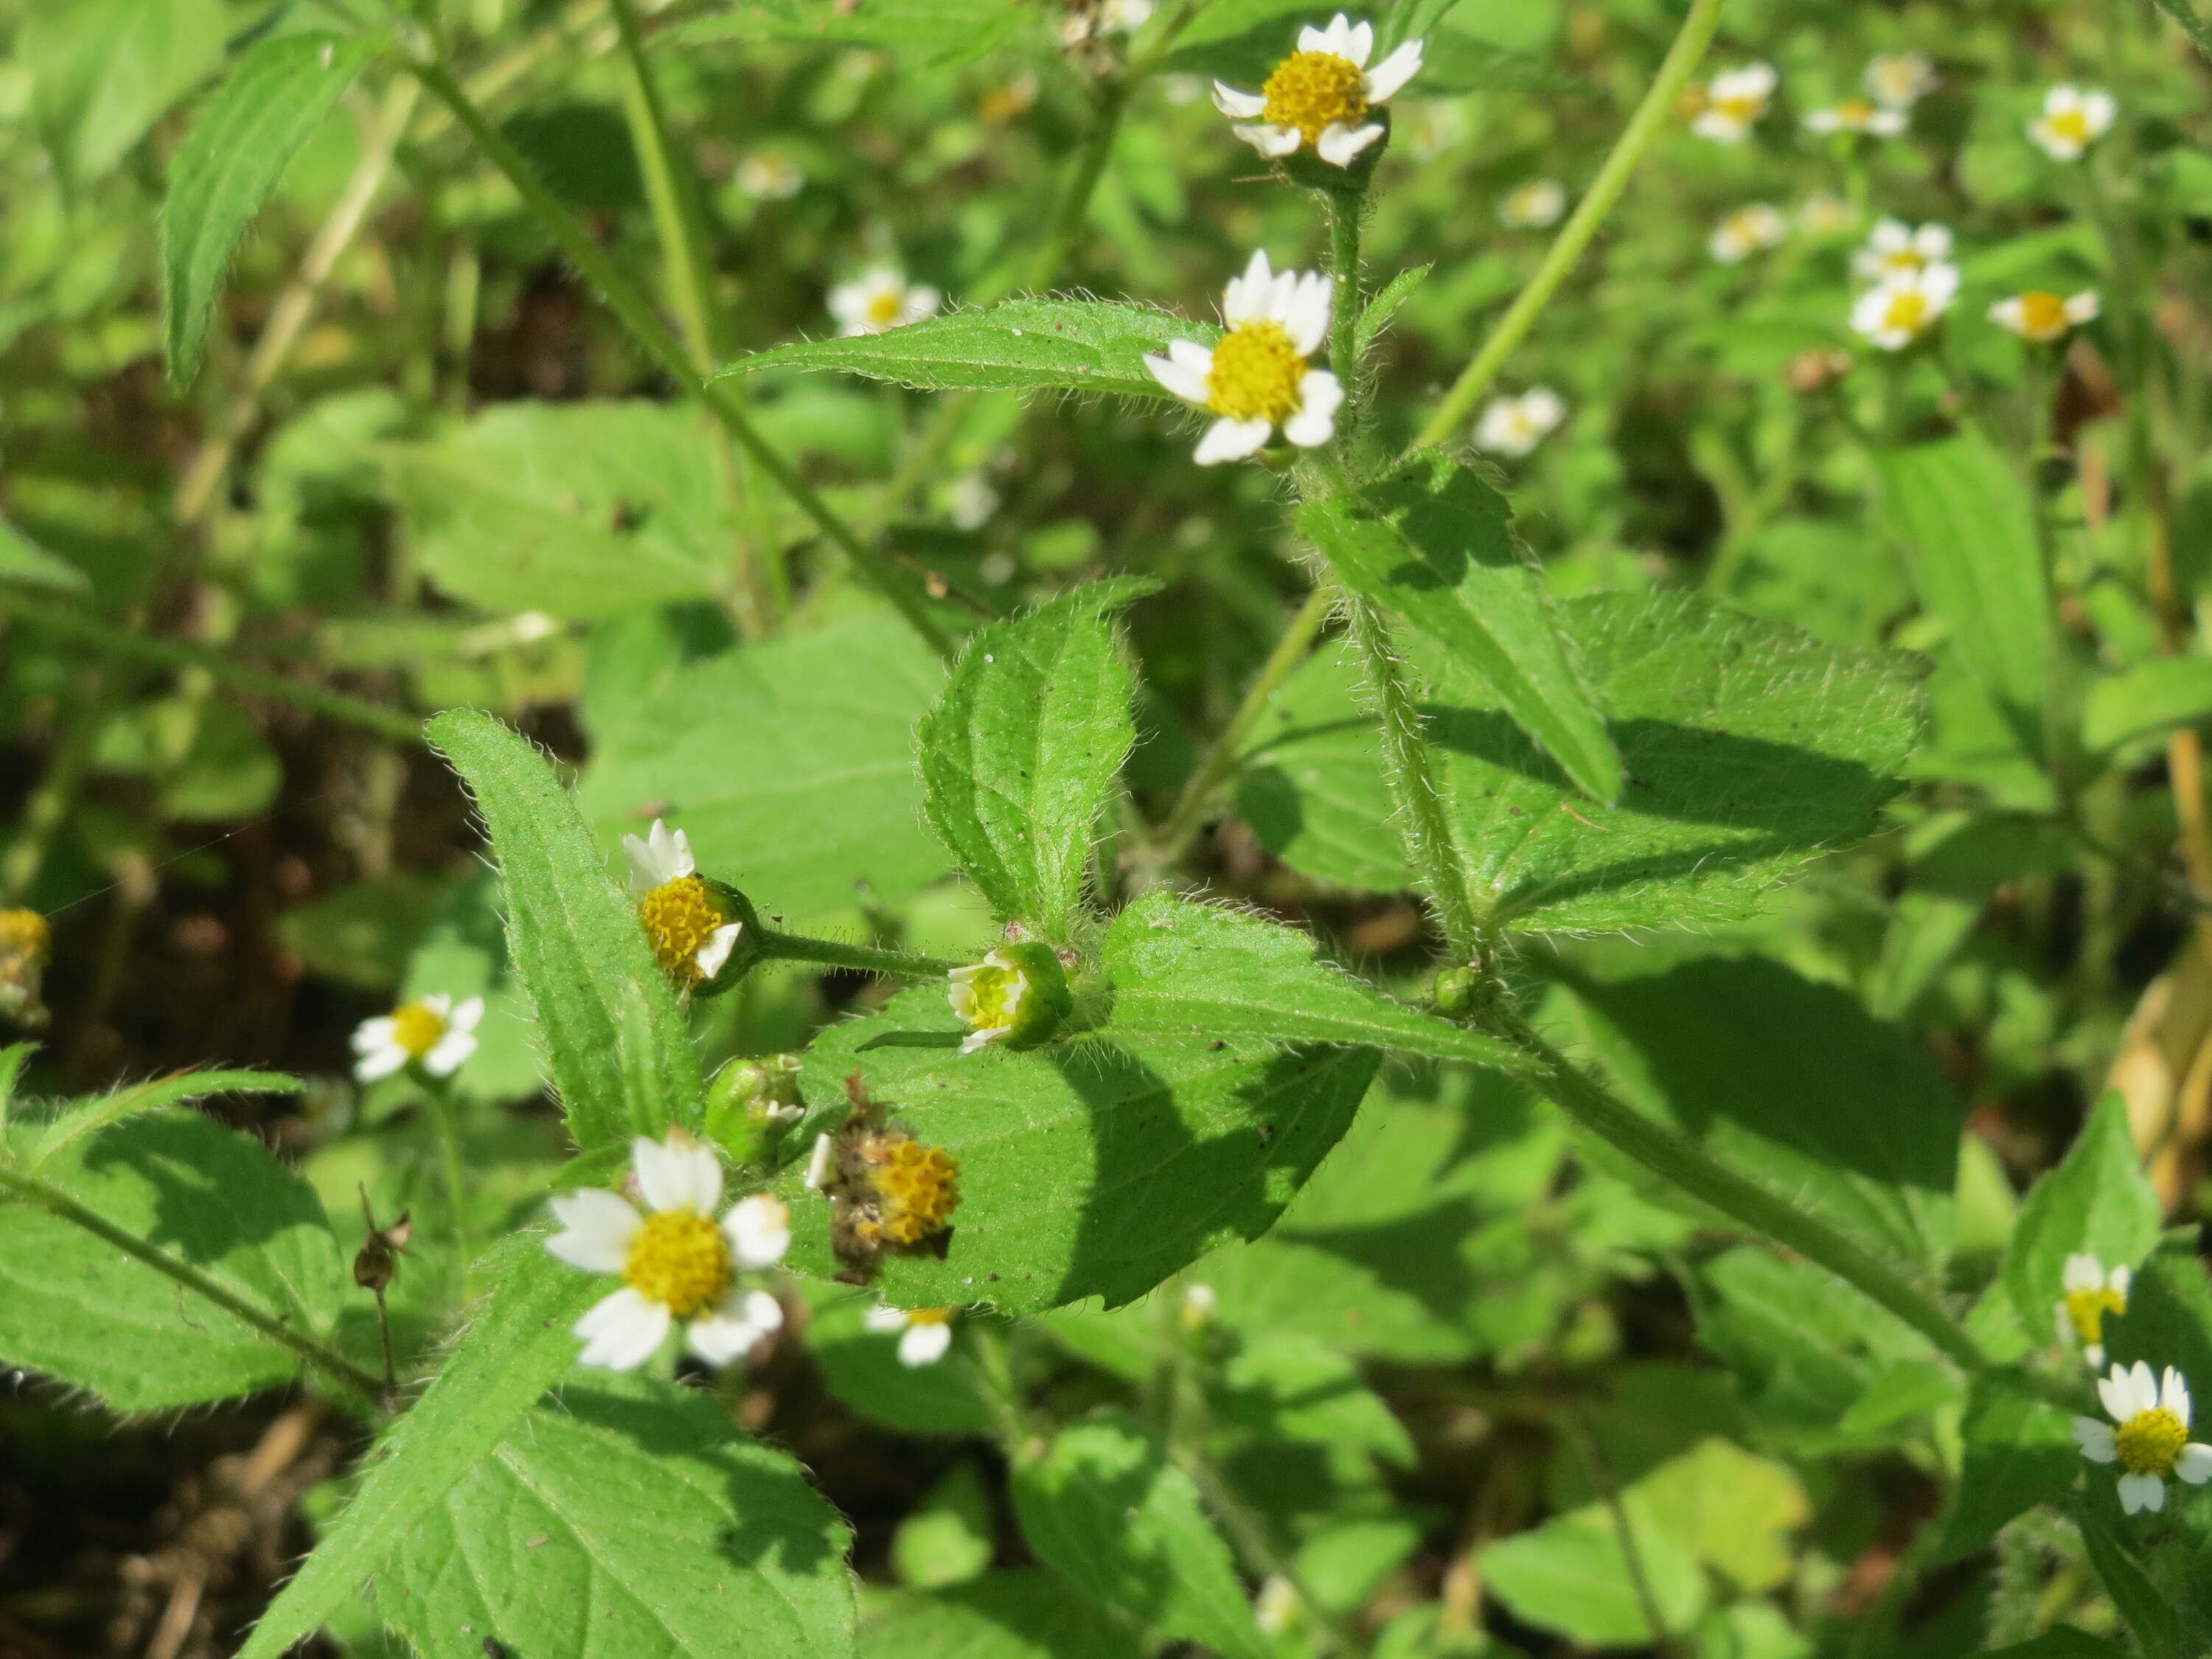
xmin=0 ymin=1163 xmax=389 ymax=1408
xmin=1489 ymin=1008 xmax=1986 ymax=1371
xmin=1412 ymin=0 xmax=1726 ymax=450
xmin=421 ymin=1074 xmax=475 ymax=1293
xmin=755 ymin=929 xmax=959 ymax=979
xmin=1324 ymin=188 xmax=1363 ymax=433
xmin=408 ymin=58 xmax=953 ymax=657
xmin=2146 ymin=0 xmax=2212 ymax=63
xmin=1 ymin=594 xmax=422 ymax=743
xmin=608 ymin=0 xmax=723 ymax=372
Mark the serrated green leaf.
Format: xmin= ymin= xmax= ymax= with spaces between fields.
xmin=1238 ymin=592 xmax=1923 ymax=933
xmin=1353 ymin=265 xmax=1430 ymax=361
xmin=239 ymin=1238 xmax=601 ymax=1659
xmin=1879 ymin=432 xmax=2053 ymax=757
xmin=2084 ymin=655 xmax=2212 ymax=753
xmin=0 ymin=1110 xmax=345 ymax=1412
xmin=2004 ymin=1093 xmax=2161 ymax=1343
xmin=1299 ymin=455 xmax=1621 ymax=801
xmin=578 ymin=607 xmax=950 ymax=922
xmin=667 ymin=0 xmax=1032 ymax=67
xmin=428 ymin=709 xmax=703 ymax=1149
xmin=792 ymin=985 xmax=1377 ymax=1315
xmin=27 ymin=1067 xmax=300 ymax=1172
xmin=717 ymin=300 xmax=1215 ymax=400
xmin=864 ymin=1572 xmax=1144 ymax=1659
xmin=917 ymin=580 xmax=1150 ymax=939
xmin=1010 ymin=1416 xmax=1265 ymax=1659
xmin=1934 ymin=1371 xmax=2079 ymax=1563
xmin=161 ymin=32 xmax=372 ymax=387
xmin=1099 ymin=894 xmax=1537 ymax=1074
xmin=1214 ymin=1331 xmax=1415 ymax=1469
xmin=1478 ymin=1506 xmax=1708 ymax=1646
xmin=375 ymin=1374 xmax=857 ymax=1659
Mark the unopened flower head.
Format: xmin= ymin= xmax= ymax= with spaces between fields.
xmin=1711 ymin=203 xmax=1787 ymax=264
xmin=1498 ymin=178 xmax=1567 ymax=229
xmin=2029 ymin=85 xmax=2115 ymax=161
xmin=1992 ymin=288 xmax=2099 ymax=344
xmin=1474 ymin=386 xmax=1566 ymax=457
xmin=1853 ymin=218 xmax=1953 ymax=283
xmin=625 ymin=819 xmax=750 ymax=990
xmin=1147 ymin=251 xmax=1343 ymax=465
xmin=947 ymin=941 xmax=1073 ymax=1053
xmin=865 ymin=1304 xmax=956 ymax=1366
xmin=1865 ymin=52 xmax=1935 ymax=108
xmin=2073 ymin=1360 xmax=2212 ymax=1514
xmin=1798 ymin=193 xmax=1855 ymax=237
xmin=1691 ymin=63 xmax=1776 ymax=143
xmin=0 ymin=908 xmax=52 ymax=1029
xmin=2055 ymin=1252 xmax=2131 ymax=1367
xmin=829 ymin=267 xmax=942 ymax=336
xmin=546 ymin=1129 xmax=790 ymax=1370
xmin=737 ymin=153 xmax=804 ymax=200
xmin=1851 ymin=262 xmax=1958 ymax=350
xmin=352 ymin=992 xmax=483 ymax=1083
xmin=1211 ymin=14 xmax=1422 ymax=168
xmin=1805 ymin=98 xmax=1907 ymax=138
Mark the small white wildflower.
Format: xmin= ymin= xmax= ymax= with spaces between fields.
xmin=625 ymin=819 xmax=745 ymax=985
xmin=1692 ymin=63 xmax=1777 ymax=143
xmin=1710 ymin=203 xmax=1788 ymax=264
xmin=1991 ymin=288 xmax=2099 ymax=344
xmin=546 ymin=1130 xmax=790 ymax=1370
xmin=1498 ymin=178 xmax=1568 ymax=229
xmin=1804 ymin=98 xmax=1907 ymax=137
xmin=2053 ymin=1251 xmax=2130 ymax=1367
xmin=2073 ymin=1360 xmax=2212 ymax=1514
xmin=2029 ymin=85 xmax=2115 ymax=161
xmin=828 ymin=267 xmax=942 ymax=336
xmin=1851 ymin=218 xmax=1953 ymax=283
xmin=865 ymin=1304 xmax=956 ymax=1366
xmin=1865 ymin=52 xmax=1936 ymax=109
xmin=1798 ymin=192 xmax=1856 ymax=237
xmin=1850 ymin=263 xmax=1958 ymax=350
xmin=1211 ymin=13 xmax=1424 ymax=168
xmin=948 ymin=473 xmax=999 ymax=530
xmin=737 ymin=153 xmax=804 ymax=200
xmin=1146 ymin=250 xmax=1342 ymax=465
xmin=1473 ymin=386 xmax=1566 ymax=457
xmin=352 ymin=993 xmax=484 ymax=1083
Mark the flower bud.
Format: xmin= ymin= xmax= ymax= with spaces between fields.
xmin=947 ymin=942 xmax=1074 ymax=1054
xmin=706 ymin=1052 xmax=805 ymax=1161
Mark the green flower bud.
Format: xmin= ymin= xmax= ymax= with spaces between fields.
xmin=705 ymin=1052 xmax=804 ymax=1163
xmin=947 ymin=942 xmax=1074 ymax=1054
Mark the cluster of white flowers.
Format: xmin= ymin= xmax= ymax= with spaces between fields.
xmin=1848 ymin=218 xmax=1959 ymax=351
xmin=1692 ymin=63 xmax=1776 ymax=143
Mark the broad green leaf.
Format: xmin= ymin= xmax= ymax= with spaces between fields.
xmin=891 ymin=1463 xmax=997 ymax=1589
xmin=428 ymin=709 xmax=703 ymax=1149
xmin=27 ymin=1067 xmax=300 ymax=1172
xmin=376 ymin=1374 xmax=856 ymax=1659
xmin=2003 ymin=1093 xmax=2161 ymax=1343
xmin=240 ymin=1239 xmax=601 ymax=1659
xmin=793 ymin=985 xmax=1377 ymax=1315
xmin=1878 ymin=432 xmax=2053 ymax=756
xmin=1621 ymin=1438 xmax=1809 ymax=1595
xmin=394 ymin=403 xmax=735 ymax=619
xmin=1569 ymin=955 xmax=1960 ymax=1279
xmin=718 ymin=300 xmax=1215 ymax=400
xmin=667 ymin=0 xmax=1030 ymax=66
xmin=1100 ymin=894 xmax=1537 ymax=1074
xmin=0 ymin=1043 xmax=33 ymax=1130
xmin=161 ymin=32 xmax=372 ymax=387
xmin=1299 ymin=454 xmax=1621 ymax=801
xmin=1214 ymin=1332 xmax=1415 ymax=1469
xmin=1933 ymin=1371 xmax=2079 ymax=1563
xmin=1237 ymin=593 xmax=1923 ymax=933
xmin=24 ymin=0 xmax=226 ymax=184
xmin=579 ymin=607 xmax=950 ymax=922
xmin=0 ymin=517 xmax=91 ymax=594
xmin=0 ymin=1110 xmax=345 ymax=1412
xmin=1478 ymin=1506 xmax=1707 ymax=1646
xmin=1009 ymin=1416 xmax=1266 ymax=1659
xmin=2078 ymin=1507 xmax=2183 ymax=1659
xmin=2104 ymin=1233 xmax=2212 ymax=1389
xmin=2084 ymin=655 xmax=2212 ymax=753
xmin=864 ymin=1572 xmax=1144 ymax=1659
xmin=917 ymin=580 xmax=1150 ymax=939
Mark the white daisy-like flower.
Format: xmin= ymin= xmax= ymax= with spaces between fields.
xmin=1145 ymin=251 xmax=1342 ymax=465
xmin=1865 ymin=52 xmax=1936 ymax=109
xmin=1473 ymin=386 xmax=1566 ymax=457
xmin=2054 ymin=1251 xmax=2132 ymax=1367
xmin=1498 ymin=178 xmax=1568 ymax=229
xmin=1851 ymin=218 xmax=1953 ymax=283
xmin=624 ymin=818 xmax=745 ymax=986
xmin=1798 ymin=192 xmax=1856 ymax=237
xmin=1992 ymin=288 xmax=2100 ymax=344
xmin=1211 ymin=14 xmax=1423 ymax=168
xmin=352 ymin=993 xmax=484 ymax=1083
xmin=1804 ymin=98 xmax=1907 ymax=137
xmin=1692 ymin=63 xmax=1777 ymax=143
xmin=1851 ymin=262 xmax=1959 ymax=350
xmin=546 ymin=1130 xmax=791 ymax=1370
xmin=2073 ymin=1360 xmax=2212 ymax=1514
xmin=1710 ymin=203 xmax=1788 ymax=263
xmin=828 ymin=267 xmax=942 ymax=337
xmin=865 ymin=1304 xmax=956 ymax=1366
xmin=2029 ymin=85 xmax=2115 ymax=161
xmin=737 ymin=153 xmax=804 ymax=200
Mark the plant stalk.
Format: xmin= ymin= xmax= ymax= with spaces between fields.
xmin=756 ymin=929 xmax=959 ymax=979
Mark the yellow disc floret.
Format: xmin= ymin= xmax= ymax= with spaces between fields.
xmin=867 ymin=1137 xmax=962 ymax=1247
xmin=2066 ymin=1283 xmax=2127 ymax=1346
xmin=1206 ymin=322 xmax=1304 ymax=423
xmin=390 ymin=1001 xmax=448 ymax=1059
xmin=2116 ymin=1406 xmax=2190 ymax=1478
xmin=639 ymin=875 xmax=721 ymax=984
xmin=623 ymin=1208 xmax=733 ymax=1317
xmin=2045 ymin=108 xmax=2089 ymax=147
xmin=1261 ymin=49 xmax=1368 ymax=145
xmin=908 ymin=1307 xmax=953 ymax=1326
xmin=1883 ymin=291 xmax=1929 ymax=335
xmin=2017 ymin=291 xmax=2070 ymax=340
xmin=1837 ymin=99 xmax=1876 ymax=126
xmin=0 ymin=909 xmax=50 ymax=964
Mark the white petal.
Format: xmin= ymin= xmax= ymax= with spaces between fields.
xmin=1296 ymin=21 xmax=1329 ymax=53
xmin=1342 ymin=20 xmax=1374 ymax=66
xmin=420 ymin=992 xmax=453 ymax=1018
xmin=1281 ymin=370 xmax=1342 ymax=448
xmin=1280 ymin=273 xmax=1332 ymax=355
xmin=958 ymin=1024 xmax=1010 ymax=1054
xmin=352 ymin=1017 xmax=397 ymax=1056
xmin=2129 ymin=1360 xmax=2160 ymax=1417
xmin=2165 ymin=1367 xmax=2192 ymax=1424
xmin=2074 ymin=1417 xmax=2118 ymax=1461
xmin=1991 ymin=297 xmax=2027 ymax=333
xmin=2087 ymin=1343 xmax=2107 ymax=1368
xmin=900 ymin=1321 xmax=954 ymax=1366
xmin=1222 ymin=248 xmax=1274 ymax=324
xmin=2119 ymin=1472 xmax=2166 ymax=1514
xmin=634 ymin=1131 xmax=723 ymax=1215
xmin=697 ymin=922 xmax=743 ymax=979
xmin=547 ymin=1189 xmax=643 ymax=1273
xmin=1921 ymin=264 xmax=1959 ymax=311
xmin=1870 ymin=111 xmax=1906 ymax=134
xmin=2067 ymin=291 xmax=2101 ymax=323
xmin=804 ymin=1132 xmax=836 ymax=1190
xmin=1691 ymin=111 xmax=1745 ymax=142
xmin=2176 ymin=1443 xmax=2212 ymax=1484
xmin=1363 ymin=39 xmax=1422 ymax=102
xmin=1316 ymin=122 xmax=1384 ymax=166
xmin=1915 ymin=224 xmax=1953 ymax=258
xmin=423 ymin=1028 xmax=479 ymax=1076
xmin=574 ymin=1287 xmax=672 ymax=1370
xmin=1237 ymin=122 xmax=1303 ymax=157
xmin=866 ymin=1304 xmax=911 ymax=1334
xmin=1804 ymin=110 xmax=1840 ymax=133
xmin=2064 ymin=1253 xmax=2105 ymax=1293
xmin=1193 ymin=417 xmax=1273 ymax=466
xmin=724 ymin=1194 xmax=792 ymax=1270
xmin=655 ymin=820 xmax=695 ymax=880
xmin=354 ymin=1041 xmax=407 ymax=1083
xmin=449 ymin=995 xmax=486 ymax=1034
xmin=1870 ymin=218 xmax=1908 ymax=252
xmin=2099 ymin=1366 xmax=2138 ymax=1422
xmin=1146 ymin=346 xmax=1212 ymax=406
xmin=685 ymin=1291 xmax=784 ymax=1366
xmin=2084 ymin=91 xmax=2116 ymax=132
xmin=1211 ymin=81 xmax=1265 ymax=117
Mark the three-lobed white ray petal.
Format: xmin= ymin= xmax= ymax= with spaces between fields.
xmin=548 ymin=1188 xmax=644 ymax=1273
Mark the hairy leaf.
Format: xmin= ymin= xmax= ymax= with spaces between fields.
xmin=864 ymin=1572 xmax=1144 ymax=1659
xmin=2003 ymin=1093 xmax=2161 ymax=1344
xmin=1478 ymin=1508 xmax=1706 ymax=1646
xmin=26 ymin=1068 xmax=300 ymax=1172
xmin=1935 ymin=1371 xmax=2079 ymax=1563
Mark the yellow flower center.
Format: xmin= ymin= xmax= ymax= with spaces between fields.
xmin=2116 ymin=1407 xmax=2189 ymax=1477
xmin=1837 ymin=99 xmax=1876 ymax=125
xmin=1206 ymin=321 xmax=1305 ymax=423
xmin=868 ymin=1138 xmax=962 ymax=1247
xmin=2046 ymin=108 xmax=2090 ymax=145
xmin=1261 ymin=49 xmax=1368 ymax=145
xmin=953 ymin=961 xmax=1027 ymax=1032
xmin=908 ymin=1307 xmax=953 ymax=1326
xmin=866 ymin=288 xmax=905 ymax=326
xmin=0 ymin=908 xmax=50 ymax=962
xmin=2017 ymin=291 xmax=2071 ymax=339
xmin=1883 ymin=291 xmax=1930 ymax=334
xmin=390 ymin=1001 xmax=448 ymax=1059
xmin=639 ymin=875 xmax=721 ymax=984
xmin=1713 ymin=93 xmax=1763 ymax=123
xmin=622 ymin=1208 xmax=733 ymax=1317
xmin=2065 ymin=1284 xmax=2126 ymax=1343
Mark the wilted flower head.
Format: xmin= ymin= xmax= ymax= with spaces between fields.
xmin=1211 ymin=13 xmax=1423 ymax=168
xmin=1852 ymin=218 xmax=1952 ymax=283
xmin=1865 ymin=52 xmax=1936 ymax=108
xmin=625 ymin=820 xmax=748 ymax=989
xmin=352 ymin=993 xmax=483 ymax=1083
xmin=1992 ymin=289 xmax=2099 ymax=344
xmin=1710 ymin=203 xmax=1787 ymax=264
xmin=1691 ymin=63 xmax=1776 ymax=143
xmin=0 ymin=908 xmax=52 ymax=1029
xmin=1498 ymin=178 xmax=1568 ymax=229
xmin=829 ymin=267 xmax=942 ymax=336
xmin=865 ymin=1304 xmax=956 ymax=1366
xmin=2029 ymin=85 xmax=2115 ymax=161
xmin=2073 ymin=1361 xmax=2212 ymax=1514
xmin=1474 ymin=387 xmax=1566 ymax=457
xmin=1146 ymin=251 xmax=1342 ymax=465
xmin=1804 ymin=98 xmax=1907 ymax=137
xmin=2054 ymin=1251 xmax=2130 ymax=1366
xmin=1851 ymin=263 xmax=1958 ymax=350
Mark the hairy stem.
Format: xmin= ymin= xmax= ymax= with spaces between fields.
xmin=755 ymin=930 xmax=959 ymax=979
xmin=1412 ymin=0 xmax=1726 ymax=449
xmin=1324 ymin=188 xmax=1363 ymax=421
xmin=422 ymin=1074 xmax=476 ymax=1296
